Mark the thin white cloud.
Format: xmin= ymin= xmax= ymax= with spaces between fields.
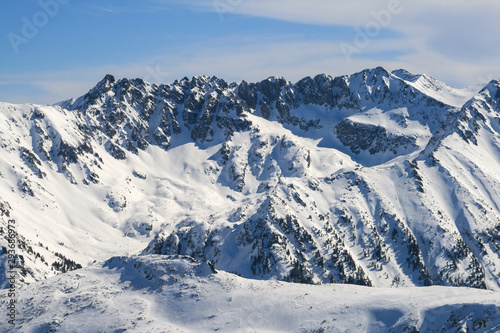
xmin=172 ymin=0 xmax=500 ymax=27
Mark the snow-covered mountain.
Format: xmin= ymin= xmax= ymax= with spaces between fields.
xmin=391 ymin=69 xmax=481 ymax=108
xmin=1 ymin=67 xmax=500 ymax=331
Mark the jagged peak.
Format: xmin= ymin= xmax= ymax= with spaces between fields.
xmin=191 ymin=75 xmax=210 ymax=88
xmin=295 ymin=73 xmax=332 ymax=84
xmin=176 ymin=75 xmax=228 ymax=91
xmin=261 ymin=76 xmax=288 ymax=84
xmin=374 ymin=66 xmax=390 ymax=75
xmin=65 ymin=74 xmax=117 ymax=110
xmin=459 ymin=79 xmax=500 ymax=119
xmin=392 ymin=69 xmax=421 ymax=82
xmin=355 ymin=66 xmax=391 ymax=78
xmin=312 ymin=73 xmax=333 ymax=85
xmin=54 ymin=97 xmax=75 ymax=108
xmin=174 ymin=76 xmax=190 ymax=85
xmin=478 ymin=79 xmax=500 ymax=97
xmin=462 ymin=79 xmax=500 ymax=108
xmin=131 ymin=77 xmax=147 ymax=87
xmin=348 ymin=67 xmax=392 ymax=88
xmin=85 ymin=74 xmax=116 ymax=97
xmin=392 ymin=69 xmax=448 ymax=88
xmin=96 ymin=74 xmax=116 ymax=91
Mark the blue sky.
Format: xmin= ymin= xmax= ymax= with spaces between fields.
xmin=1 ymin=0 xmax=500 ymax=104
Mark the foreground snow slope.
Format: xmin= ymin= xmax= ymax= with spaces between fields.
xmin=1 ymin=255 xmax=499 ymax=333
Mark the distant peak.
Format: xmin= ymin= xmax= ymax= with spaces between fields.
xmin=192 ymin=75 xmax=209 ymax=83
xmin=391 ymin=69 xmax=422 ymax=83
xmin=374 ymin=66 xmax=389 ymax=73
xmin=369 ymin=66 xmax=390 ymax=76
xmin=479 ymin=79 xmax=500 ymax=100
xmin=94 ymin=74 xmax=116 ymax=93
xmin=131 ymin=78 xmax=146 ymax=86
xmin=99 ymin=74 xmax=115 ymax=86
xmin=354 ymin=66 xmax=391 ymax=79
xmin=392 ymin=69 xmax=412 ymax=76
xmin=488 ymin=79 xmax=500 ymax=87
xmin=313 ymin=73 xmax=332 ymax=81
xmin=265 ymin=76 xmax=287 ymax=82
xmin=480 ymin=79 xmax=500 ymax=91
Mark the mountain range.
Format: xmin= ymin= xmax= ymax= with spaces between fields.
xmin=1 ymin=67 xmax=500 ymax=331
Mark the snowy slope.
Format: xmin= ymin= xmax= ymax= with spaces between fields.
xmin=1 ymin=255 xmax=499 ymax=333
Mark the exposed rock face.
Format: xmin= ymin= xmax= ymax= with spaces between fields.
xmin=335 ymin=119 xmax=417 ymax=155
